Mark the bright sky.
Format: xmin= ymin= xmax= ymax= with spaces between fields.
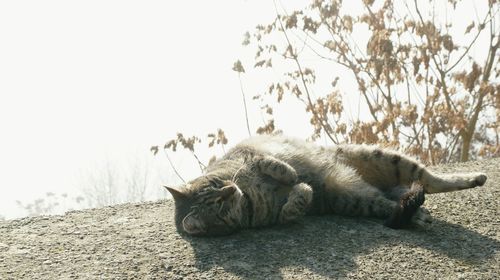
xmin=0 ymin=1 xmax=490 ymax=219
xmin=0 ymin=0 xmax=280 ymax=218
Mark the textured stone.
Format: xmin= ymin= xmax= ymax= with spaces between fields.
xmin=0 ymin=158 xmax=499 ymax=279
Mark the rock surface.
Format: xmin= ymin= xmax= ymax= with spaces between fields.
xmin=1 ymin=159 xmax=499 ymax=279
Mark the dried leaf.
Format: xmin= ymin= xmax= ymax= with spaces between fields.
xmin=232 ymin=60 xmax=245 ymax=73
xmin=242 ymin=31 xmax=251 ymax=46
xmin=254 ymin=60 xmax=266 ymax=68
xmin=465 ymin=21 xmax=475 ymax=34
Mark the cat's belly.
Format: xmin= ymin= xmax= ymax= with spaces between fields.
xmin=245 ymin=182 xmax=291 ymax=227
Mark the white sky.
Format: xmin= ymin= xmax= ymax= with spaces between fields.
xmin=0 ymin=1 xmax=491 ymax=219
xmin=0 ymin=0 xmax=281 ymax=218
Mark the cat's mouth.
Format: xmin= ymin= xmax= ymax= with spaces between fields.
xmin=182 ymin=212 xmax=206 ymax=235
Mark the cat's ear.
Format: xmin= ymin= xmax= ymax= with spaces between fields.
xmin=164 ymin=185 xmax=187 ymax=201
xmin=182 ymin=213 xmax=206 ymax=235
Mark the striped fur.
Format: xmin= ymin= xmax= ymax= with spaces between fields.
xmin=166 ymin=135 xmax=487 ymax=236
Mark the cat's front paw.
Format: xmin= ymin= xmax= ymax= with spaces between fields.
xmin=278 ymin=183 xmax=313 ymax=224
xmin=279 ymin=205 xmax=303 ymax=224
xmin=256 ymin=156 xmax=298 ymax=185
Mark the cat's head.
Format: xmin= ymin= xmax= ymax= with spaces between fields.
xmin=165 ymin=176 xmax=245 ymax=236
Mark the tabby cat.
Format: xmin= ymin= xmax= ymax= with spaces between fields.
xmin=165 ymin=135 xmax=487 ymax=236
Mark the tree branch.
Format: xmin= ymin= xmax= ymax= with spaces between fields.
xmin=238 ymin=73 xmax=252 ymax=137
xmin=162 ymin=149 xmax=185 ymax=184
xmin=273 ymin=0 xmax=338 ymax=144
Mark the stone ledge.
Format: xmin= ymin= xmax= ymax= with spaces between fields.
xmin=1 ymin=158 xmax=499 ymax=279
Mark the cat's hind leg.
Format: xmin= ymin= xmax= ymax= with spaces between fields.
xmin=324 ymin=164 xmax=398 ymax=219
xmin=384 ymin=182 xmax=427 ymax=228
xmin=324 ymin=164 xmax=426 ymax=228
xmin=278 ymin=183 xmax=313 ymax=224
xmin=332 ymin=144 xmax=487 ymax=194
xmin=419 ymin=170 xmax=487 ymax=194
xmin=411 ymin=207 xmax=432 ymax=227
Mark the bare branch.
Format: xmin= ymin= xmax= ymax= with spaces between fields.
xmin=162 ymin=149 xmax=185 ymax=184
xmin=273 ymin=0 xmax=338 ymax=144
xmin=238 ymin=73 xmax=252 ymax=137
xmin=446 ymin=11 xmax=491 ymax=73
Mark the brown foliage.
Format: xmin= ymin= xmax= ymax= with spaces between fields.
xmin=158 ymin=1 xmax=499 ymax=176
xmin=239 ymin=0 xmax=500 ymax=163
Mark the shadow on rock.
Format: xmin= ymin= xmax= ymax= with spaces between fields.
xmin=185 ymin=216 xmax=499 ymax=279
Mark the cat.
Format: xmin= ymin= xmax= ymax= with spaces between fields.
xmin=165 ymin=135 xmax=488 ymax=236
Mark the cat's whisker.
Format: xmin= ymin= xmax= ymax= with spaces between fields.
xmin=231 ymin=164 xmax=246 ymax=183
